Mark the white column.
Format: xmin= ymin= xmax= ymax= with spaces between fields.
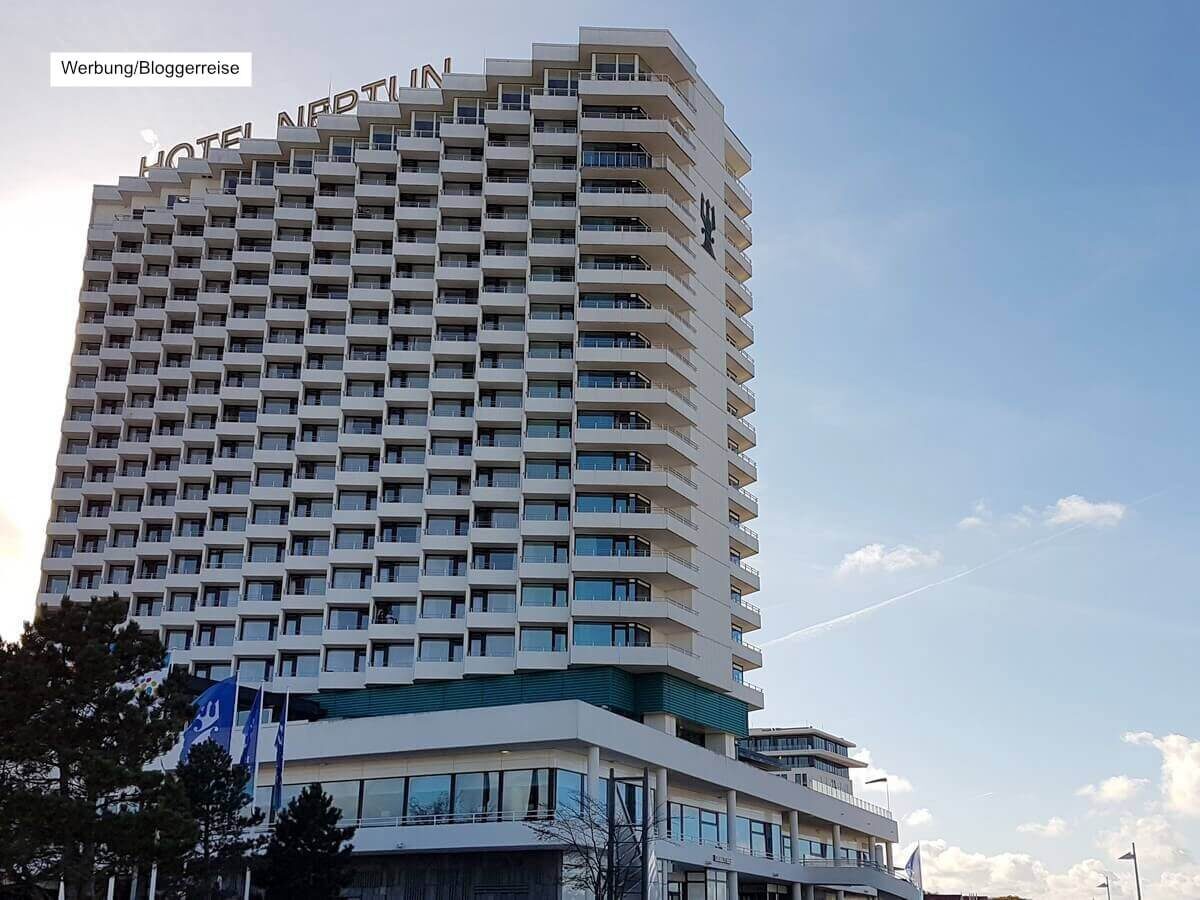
xmin=874 ymin=841 xmax=884 ymax=867
xmin=147 ymin=863 xmax=157 ymax=900
xmin=726 ymin=789 xmax=739 ymax=899
xmin=885 ymin=841 xmax=895 ymax=874
xmin=586 ymin=745 xmax=601 ymax=802
xmin=831 ymin=824 xmax=842 ymax=862
xmin=655 ymin=766 xmax=669 ymax=836
xmin=804 ymin=885 xmax=816 ymax=900
xmin=789 ymin=810 xmax=800 ymax=863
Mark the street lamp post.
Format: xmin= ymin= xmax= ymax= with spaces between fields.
xmin=1120 ymin=843 xmax=1143 ymax=900
xmin=866 ymin=776 xmax=892 ymax=811
xmin=1096 ymin=875 xmax=1112 ymax=900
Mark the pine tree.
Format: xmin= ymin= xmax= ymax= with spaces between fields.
xmin=0 ymin=596 xmax=193 ymax=898
xmin=171 ymin=741 xmax=265 ymax=899
xmin=256 ymin=784 xmax=356 ymax=900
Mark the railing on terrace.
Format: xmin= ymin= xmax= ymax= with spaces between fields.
xmin=733 ymin=597 xmax=761 ymax=615
xmin=807 ymin=779 xmax=892 ymax=819
xmin=725 ymin=165 xmax=753 ymax=198
xmin=730 ymin=521 xmax=759 ymax=540
xmin=575 ymin=70 xmax=697 ymax=113
xmin=572 ymin=547 xmax=698 ymax=572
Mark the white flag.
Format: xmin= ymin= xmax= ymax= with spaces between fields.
xmin=905 ymin=843 xmax=924 ymax=892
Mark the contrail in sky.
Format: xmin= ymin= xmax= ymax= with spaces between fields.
xmin=762 ymin=488 xmax=1173 ymax=648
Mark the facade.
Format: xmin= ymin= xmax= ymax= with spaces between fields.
xmin=37 ymin=25 xmax=916 ymax=900
xmin=740 ymin=727 xmax=868 ymax=797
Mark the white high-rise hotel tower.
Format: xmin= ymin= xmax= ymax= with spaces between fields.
xmin=38 ymin=27 xmax=916 ymax=900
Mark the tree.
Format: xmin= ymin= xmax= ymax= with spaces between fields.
xmin=526 ymin=792 xmax=644 ymax=900
xmin=171 ymin=740 xmax=265 ymax=899
xmin=256 ymin=784 xmax=356 ymax=900
xmin=0 ymin=596 xmax=193 ymax=899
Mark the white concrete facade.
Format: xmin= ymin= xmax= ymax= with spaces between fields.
xmin=40 ymin=26 xmax=763 ymax=715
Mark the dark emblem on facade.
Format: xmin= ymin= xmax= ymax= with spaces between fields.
xmin=699 ymin=194 xmax=717 ymax=258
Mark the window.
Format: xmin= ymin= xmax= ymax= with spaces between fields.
xmin=331 ymin=568 xmax=372 ymax=590
xmin=324 ymin=648 xmax=365 ymax=673
xmin=328 ymin=607 xmax=368 ymax=630
xmin=237 ymin=658 xmax=273 ymax=682
xmin=574 ymin=578 xmax=650 ymax=603
xmin=573 ymin=622 xmax=650 ymax=647
xmin=240 ymin=619 xmax=277 ymax=641
xmin=468 ymin=632 xmax=515 ymax=658
xmin=196 ymin=624 xmax=235 ymax=647
xmin=519 ymin=627 xmax=566 ymax=652
xmin=370 ymin=642 xmax=414 ymax=668
xmin=202 ymin=586 xmax=239 ymax=607
xmin=361 ymin=777 xmax=406 ymax=820
xmin=283 ymin=613 xmax=323 ymax=636
xmin=525 ymin=459 xmax=570 ymax=480
xmin=279 ymin=653 xmax=319 ymax=678
xmin=373 ymin=601 xmax=416 ymax=625
xmin=454 ymin=772 xmax=499 ymax=819
xmin=501 ymin=769 xmax=551 ymax=819
xmin=294 ymin=496 xmax=333 ymax=518
xmin=165 ymin=629 xmax=192 ymax=651
xmin=406 ymin=775 xmax=451 ymax=818
xmin=469 ymin=590 xmax=516 ymax=613
xmin=418 ymin=637 xmax=463 ymax=662
xmin=521 ymin=542 xmax=567 ymax=564
xmin=245 ymin=580 xmax=282 ymax=602
xmin=521 ymin=584 xmax=568 ymax=607
xmin=421 ymin=595 xmax=465 ymax=619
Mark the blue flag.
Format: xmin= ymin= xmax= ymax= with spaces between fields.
xmin=239 ymin=688 xmax=264 ymax=790
xmin=270 ymin=692 xmax=290 ymax=813
xmin=180 ymin=675 xmax=237 ymax=763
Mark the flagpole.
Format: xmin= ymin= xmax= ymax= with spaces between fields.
xmin=243 ymin=688 xmax=265 ymax=900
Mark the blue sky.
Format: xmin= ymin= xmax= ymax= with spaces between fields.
xmin=2 ymin=2 xmax=1197 ymax=896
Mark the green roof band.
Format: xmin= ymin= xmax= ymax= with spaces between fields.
xmin=306 ymin=667 xmax=749 ymax=738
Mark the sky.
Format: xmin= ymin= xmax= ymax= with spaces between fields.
xmin=2 ymin=2 xmax=1198 ymax=897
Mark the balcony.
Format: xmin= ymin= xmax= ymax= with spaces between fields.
xmin=726 ymin=243 xmax=753 ymax=282
xmin=579 ymin=184 xmax=694 ymax=233
xmin=725 ymin=167 xmax=753 ymax=218
xmin=578 ymin=112 xmax=696 ymax=166
xmin=576 ymin=71 xmax=697 ymax=126
xmin=729 ymin=559 xmax=761 ymax=594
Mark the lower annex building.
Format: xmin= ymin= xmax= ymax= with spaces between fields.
xmin=38 ymin=24 xmax=919 ymax=900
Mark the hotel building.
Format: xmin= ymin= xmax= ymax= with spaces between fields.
xmin=740 ymin=727 xmax=868 ymax=797
xmin=38 ymin=26 xmax=917 ymax=900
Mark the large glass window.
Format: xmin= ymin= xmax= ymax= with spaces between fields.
xmin=501 ymin=769 xmax=550 ymax=819
xmin=323 ymin=780 xmax=361 ymax=824
xmin=453 ymin=771 xmax=499 ymax=820
xmin=406 ymin=774 xmax=452 ymax=818
xmin=555 ymin=770 xmax=585 ymax=817
xmin=360 ymin=777 xmax=406 ymax=821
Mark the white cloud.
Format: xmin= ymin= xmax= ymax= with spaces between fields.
xmin=139 ymin=128 xmax=161 ymax=152
xmin=1017 ymin=816 xmax=1069 ymax=837
xmin=1011 ymin=504 xmax=1038 ymax=527
xmin=849 ymin=748 xmax=914 ymax=796
xmin=957 ymin=499 xmax=991 ymax=529
xmin=1098 ymin=814 xmax=1191 ymax=869
xmin=904 ymin=808 xmax=932 ymax=827
xmin=1124 ymin=731 xmax=1200 ymax=817
xmin=837 ymin=543 xmax=941 ymax=576
xmin=1076 ymin=775 xmax=1149 ymax=805
xmin=1044 ymin=494 xmax=1126 ymax=527
xmin=913 ymin=839 xmax=1115 ymax=900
